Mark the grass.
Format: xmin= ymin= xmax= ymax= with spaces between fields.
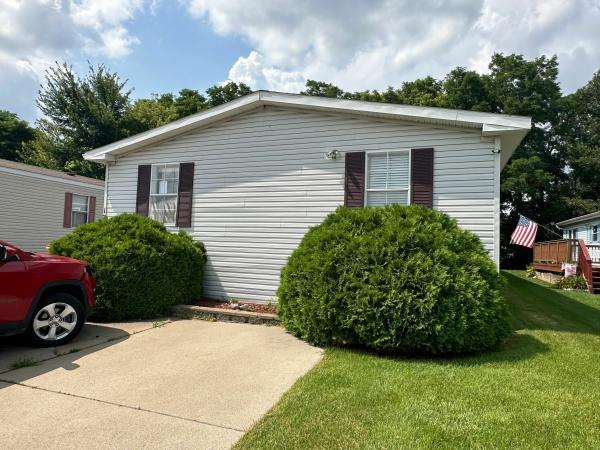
xmin=9 ymin=357 xmax=38 ymax=370
xmin=235 ymin=271 xmax=599 ymax=450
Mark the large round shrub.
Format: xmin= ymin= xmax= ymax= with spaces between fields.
xmin=278 ymin=205 xmax=510 ymax=354
xmin=49 ymin=214 xmax=206 ymax=321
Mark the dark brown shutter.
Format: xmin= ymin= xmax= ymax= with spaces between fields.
xmin=411 ymin=148 xmax=434 ymax=208
xmin=63 ymin=192 xmax=73 ymax=228
xmin=88 ymin=196 xmax=96 ymax=223
xmin=344 ymin=152 xmax=365 ymax=208
xmin=176 ymin=162 xmax=195 ymax=227
xmin=136 ymin=165 xmax=151 ymax=216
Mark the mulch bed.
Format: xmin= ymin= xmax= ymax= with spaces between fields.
xmin=194 ymin=299 xmax=278 ymax=315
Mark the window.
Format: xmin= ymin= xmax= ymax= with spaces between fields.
xmin=150 ymin=164 xmax=179 ymax=224
xmin=593 ymin=225 xmax=598 ymax=242
xmin=71 ymin=195 xmax=89 ymax=227
xmin=365 ymin=151 xmax=410 ymax=207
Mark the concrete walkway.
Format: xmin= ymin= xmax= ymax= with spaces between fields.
xmin=0 ymin=319 xmax=323 ymax=449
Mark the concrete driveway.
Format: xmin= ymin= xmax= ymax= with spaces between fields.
xmin=0 ymin=319 xmax=323 ymax=449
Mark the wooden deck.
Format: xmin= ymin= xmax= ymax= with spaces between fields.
xmin=532 ymin=239 xmax=577 ymax=273
xmin=533 ymin=239 xmax=600 ymax=293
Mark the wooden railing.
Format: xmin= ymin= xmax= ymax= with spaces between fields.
xmin=578 ymin=239 xmax=593 ymax=293
xmin=532 ymin=239 xmax=578 ymax=265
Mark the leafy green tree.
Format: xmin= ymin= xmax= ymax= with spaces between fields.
xmin=174 ymin=88 xmax=207 ymax=117
xmin=442 ymin=68 xmax=491 ymax=111
xmin=560 ymin=71 xmax=600 ymax=203
xmin=206 ymin=81 xmax=252 ymax=107
xmin=124 ymin=94 xmax=178 ymax=134
xmin=36 ymin=62 xmax=132 ymax=178
xmin=0 ymin=110 xmax=35 ymax=161
xmin=302 ymin=80 xmax=346 ymax=98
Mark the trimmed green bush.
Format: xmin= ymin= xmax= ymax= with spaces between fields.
xmin=278 ymin=205 xmax=510 ymax=355
xmin=49 ymin=214 xmax=206 ymax=321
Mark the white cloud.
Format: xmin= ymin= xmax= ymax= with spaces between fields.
xmin=0 ymin=0 xmax=145 ymax=120
xmin=187 ymin=0 xmax=600 ymax=94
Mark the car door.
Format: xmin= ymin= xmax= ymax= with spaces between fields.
xmin=0 ymin=252 xmax=30 ymax=323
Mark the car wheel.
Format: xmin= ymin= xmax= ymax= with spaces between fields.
xmin=27 ymin=293 xmax=85 ymax=347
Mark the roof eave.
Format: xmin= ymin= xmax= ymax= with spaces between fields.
xmin=556 ymin=211 xmax=600 ymax=228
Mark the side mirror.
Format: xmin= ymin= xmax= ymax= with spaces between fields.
xmin=0 ymin=246 xmax=7 ymax=262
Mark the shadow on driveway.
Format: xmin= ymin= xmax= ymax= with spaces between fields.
xmin=0 ymin=320 xmax=165 ymax=378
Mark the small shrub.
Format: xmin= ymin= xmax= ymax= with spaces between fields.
xmin=49 ymin=214 xmax=206 ymax=321
xmin=525 ymin=264 xmax=536 ymax=278
xmin=278 ymin=205 xmax=510 ymax=355
xmin=555 ymin=276 xmax=587 ymax=291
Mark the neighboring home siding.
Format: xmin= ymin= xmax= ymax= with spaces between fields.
xmin=0 ymin=169 xmax=104 ymax=252
xmin=106 ymin=106 xmax=497 ymax=303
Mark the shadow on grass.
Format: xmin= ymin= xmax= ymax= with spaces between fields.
xmin=502 ymin=271 xmax=600 ymax=336
xmin=332 ymin=332 xmax=549 ymax=367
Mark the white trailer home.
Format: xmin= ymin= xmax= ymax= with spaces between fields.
xmin=0 ymin=159 xmax=104 ymax=252
xmin=84 ymin=91 xmax=531 ymax=302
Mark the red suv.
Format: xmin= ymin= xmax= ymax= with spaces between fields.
xmin=0 ymin=241 xmax=95 ymax=346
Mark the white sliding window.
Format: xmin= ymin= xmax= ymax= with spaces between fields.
xmin=365 ymin=151 xmax=410 ymax=206
xmin=150 ymin=164 xmax=179 ymax=224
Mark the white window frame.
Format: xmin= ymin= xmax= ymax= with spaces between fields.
xmin=592 ymin=225 xmax=598 ymax=242
xmin=71 ymin=194 xmax=90 ymax=228
xmin=149 ymin=163 xmax=180 ymax=226
xmin=364 ymin=149 xmax=412 ymax=207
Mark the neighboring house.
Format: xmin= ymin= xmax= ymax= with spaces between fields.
xmin=533 ymin=211 xmax=600 ymax=293
xmin=558 ymin=211 xmax=600 ymax=244
xmin=0 ymin=159 xmax=104 ymax=252
xmin=558 ymin=211 xmax=600 ymax=263
xmin=84 ymin=91 xmax=531 ymax=303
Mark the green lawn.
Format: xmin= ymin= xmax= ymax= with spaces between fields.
xmin=236 ymin=271 xmax=599 ymax=449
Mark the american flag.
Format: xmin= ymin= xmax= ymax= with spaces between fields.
xmin=510 ymin=215 xmax=538 ymax=248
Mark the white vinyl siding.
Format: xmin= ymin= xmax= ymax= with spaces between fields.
xmin=106 ymin=106 xmax=498 ymax=302
xmin=0 ymin=171 xmax=103 ymax=252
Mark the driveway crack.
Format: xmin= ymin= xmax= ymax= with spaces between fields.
xmin=0 ymin=379 xmax=245 ymax=434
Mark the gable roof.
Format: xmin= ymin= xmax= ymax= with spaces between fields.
xmin=556 ymin=211 xmax=600 ymax=228
xmin=0 ymin=158 xmax=104 ymax=188
xmin=84 ymin=90 xmax=532 ymax=168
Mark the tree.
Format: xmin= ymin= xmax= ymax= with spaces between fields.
xmin=206 ymin=81 xmax=252 ymax=107
xmin=560 ymin=71 xmax=600 ymax=203
xmin=174 ymin=88 xmax=207 ymax=117
xmin=302 ymin=80 xmax=346 ymax=98
xmin=0 ymin=110 xmax=35 ymax=161
xmin=124 ymin=94 xmax=178 ymax=134
xmin=36 ymin=62 xmax=132 ymax=178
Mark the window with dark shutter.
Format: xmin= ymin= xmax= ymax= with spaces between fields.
xmin=410 ymin=148 xmax=434 ymax=208
xmin=136 ymin=165 xmax=152 ymax=216
xmin=176 ymin=162 xmax=195 ymax=228
xmin=63 ymin=192 xmax=73 ymax=228
xmin=344 ymin=152 xmax=365 ymax=208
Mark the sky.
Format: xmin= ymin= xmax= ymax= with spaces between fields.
xmin=1 ymin=0 xmax=600 ymax=123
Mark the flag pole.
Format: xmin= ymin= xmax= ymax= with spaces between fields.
xmin=536 ymin=222 xmax=564 ymax=239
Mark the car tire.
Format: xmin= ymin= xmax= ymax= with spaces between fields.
xmin=27 ymin=293 xmax=85 ymax=347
